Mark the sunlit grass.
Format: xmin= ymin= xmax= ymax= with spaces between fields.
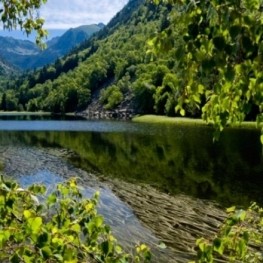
xmin=133 ymin=115 xmax=206 ymax=125
xmin=132 ymin=115 xmax=261 ymax=129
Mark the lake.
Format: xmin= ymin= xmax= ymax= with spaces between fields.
xmin=0 ymin=116 xmax=262 ymax=262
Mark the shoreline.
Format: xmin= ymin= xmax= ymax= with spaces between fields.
xmin=132 ymin=115 xmax=261 ymax=129
xmin=0 ymin=111 xmax=51 ymax=116
xmin=0 ymin=112 xmax=261 ymax=130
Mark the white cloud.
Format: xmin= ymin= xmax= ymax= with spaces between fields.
xmin=40 ymin=0 xmax=128 ymax=29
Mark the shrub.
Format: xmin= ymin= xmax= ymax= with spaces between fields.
xmin=0 ymin=176 xmax=151 ymax=263
xmin=99 ymin=86 xmax=123 ymax=110
xmin=193 ymin=203 xmax=263 ymax=263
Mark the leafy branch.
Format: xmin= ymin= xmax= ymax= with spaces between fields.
xmin=0 ymin=176 xmax=151 ymax=263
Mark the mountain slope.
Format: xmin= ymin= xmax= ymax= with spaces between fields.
xmin=0 ymin=37 xmax=38 ymax=71
xmin=0 ymin=24 xmax=103 ymax=70
xmin=0 ymin=56 xmax=17 ymax=77
xmin=0 ymin=0 xmax=176 ymax=115
xmin=27 ymin=24 xmax=104 ymax=69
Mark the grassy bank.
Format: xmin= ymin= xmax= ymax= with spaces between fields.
xmin=132 ymin=115 xmax=261 ymax=129
xmin=133 ymin=115 xmax=206 ymax=125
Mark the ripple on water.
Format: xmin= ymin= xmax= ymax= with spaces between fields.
xmin=0 ymin=145 xmax=177 ymax=262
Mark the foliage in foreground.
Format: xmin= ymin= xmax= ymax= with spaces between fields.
xmin=0 ymin=175 xmax=262 ymax=263
xmin=150 ymin=0 xmax=263 ymax=140
xmin=0 ymin=0 xmax=47 ymax=46
xmin=0 ymin=177 xmax=151 ymax=263
xmin=193 ymin=203 xmax=263 ymax=262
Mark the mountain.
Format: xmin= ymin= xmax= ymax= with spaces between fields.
xmin=0 ymin=56 xmax=17 ymax=77
xmin=0 ymin=37 xmax=39 ymax=71
xmin=0 ymin=0 xmax=176 ymax=115
xmin=0 ymin=24 xmax=104 ymax=70
xmin=0 ymin=29 xmax=67 ymax=42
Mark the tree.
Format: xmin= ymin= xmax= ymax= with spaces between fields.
xmin=0 ymin=0 xmax=47 ymax=46
xmin=150 ymin=2 xmax=263 ymax=261
xmin=150 ymin=0 xmax=263 ymax=140
xmin=1 ymin=92 xmax=6 ymax=111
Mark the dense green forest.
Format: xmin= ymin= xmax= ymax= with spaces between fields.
xmin=0 ymin=0 xmax=195 ymax=116
xmin=0 ymin=0 xmax=261 ymax=127
xmin=0 ymin=0 xmax=261 ymax=126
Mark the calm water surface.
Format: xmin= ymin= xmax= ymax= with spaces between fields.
xmin=0 ymin=116 xmax=262 ymax=262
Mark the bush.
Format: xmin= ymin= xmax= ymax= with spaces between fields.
xmin=99 ymin=86 xmax=123 ymax=110
xmin=193 ymin=203 xmax=263 ymax=263
xmin=0 ymin=176 xmax=151 ymax=262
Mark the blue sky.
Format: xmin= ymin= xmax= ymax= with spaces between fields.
xmin=40 ymin=0 xmax=128 ymax=29
xmin=0 ymin=0 xmax=128 ymax=40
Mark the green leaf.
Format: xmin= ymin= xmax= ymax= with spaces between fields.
xmin=28 ymin=217 xmax=43 ymax=234
xmin=235 ymin=210 xmax=246 ymax=221
xmin=238 ymin=239 xmax=247 ymax=258
xmin=54 ymin=254 xmax=64 ymax=261
xmin=196 ymin=238 xmax=207 ymax=252
xmin=94 ymin=216 xmax=104 ymax=228
xmin=101 ymin=240 xmax=109 ymax=255
xmin=243 ymin=231 xmax=249 ymax=243
xmin=41 ymin=246 xmax=52 ymax=259
xmin=94 ymin=191 xmax=100 ymax=200
xmin=115 ymin=245 xmax=123 ymax=254
xmin=158 ymin=242 xmax=167 ymax=249
xmin=28 ymin=184 xmax=46 ymax=194
xmin=213 ymin=238 xmax=224 ymax=255
xmin=180 ymin=109 xmax=185 ymax=116
xmin=226 ymin=206 xmax=236 ymax=213
xmin=23 ymin=255 xmax=34 ymax=263
xmin=71 ymin=223 xmax=81 ymax=233
xmin=47 ymin=193 xmax=57 ymax=205
xmin=87 ymin=222 xmax=95 ymax=235
xmin=260 ymin=134 xmax=263 ymax=144
xmin=52 ymin=237 xmax=64 ymax=246
xmin=23 ymin=210 xmax=32 ymax=219
xmin=213 ymin=238 xmax=221 ymax=248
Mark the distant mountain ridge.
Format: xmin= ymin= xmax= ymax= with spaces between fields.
xmin=0 ymin=56 xmax=17 ymax=76
xmin=0 ymin=24 xmax=104 ymax=70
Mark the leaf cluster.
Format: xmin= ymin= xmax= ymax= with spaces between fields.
xmin=0 ymin=176 xmax=151 ymax=263
xmin=150 ymin=0 xmax=263 ymax=136
xmin=0 ymin=0 xmax=48 ymax=46
xmin=193 ymin=203 xmax=263 ymax=262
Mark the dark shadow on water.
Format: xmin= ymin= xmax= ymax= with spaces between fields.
xmin=0 ymin=120 xmax=262 ymax=208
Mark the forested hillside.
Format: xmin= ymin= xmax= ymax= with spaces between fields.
xmin=0 ymin=0 xmax=159 ymax=112
xmin=0 ymin=0 xmax=260 ymax=121
xmin=0 ymin=57 xmax=17 ymax=93
xmin=0 ymin=57 xmax=17 ymax=76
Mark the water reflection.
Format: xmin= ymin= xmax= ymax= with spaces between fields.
xmin=1 ymin=145 xmax=173 ymax=261
xmin=0 ymin=121 xmax=262 ymax=207
xmin=18 ymin=170 xmax=161 ymax=251
xmin=0 ymin=120 xmax=262 ymax=262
